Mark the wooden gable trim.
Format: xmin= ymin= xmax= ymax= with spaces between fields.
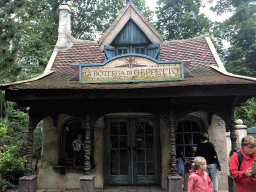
xmin=206 ymin=37 xmax=256 ymax=82
xmin=98 ymin=2 xmax=163 ymax=52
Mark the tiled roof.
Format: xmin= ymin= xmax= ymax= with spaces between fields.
xmin=52 ymin=43 xmax=105 ymax=73
xmin=6 ymin=35 xmax=256 ymax=90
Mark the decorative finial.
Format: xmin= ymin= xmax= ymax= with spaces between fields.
xmin=61 ymin=1 xmax=69 ymax=5
xmin=127 ymin=0 xmax=132 ymax=3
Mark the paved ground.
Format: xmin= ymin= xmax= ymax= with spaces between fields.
xmin=13 ymin=187 xmax=228 ymax=192
xmin=7 ymin=186 xmax=229 ymax=192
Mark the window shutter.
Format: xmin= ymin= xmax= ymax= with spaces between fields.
xmin=104 ymin=45 xmax=115 ymax=60
xmin=148 ymin=43 xmax=160 ymax=60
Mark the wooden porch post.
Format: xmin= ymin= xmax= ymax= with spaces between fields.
xmin=19 ymin=112 xmax=38 ymax=192
xmin=167 ymin=107 xmax=182 ymax=192
xmin=84 ymin=114 xmax=91 ymax=175
xmin=230 ymin=107 xmax=237 ymax=154
xmin=80 ymin=114 xmax=95 ymax=192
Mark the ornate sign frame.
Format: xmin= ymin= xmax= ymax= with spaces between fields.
xmin=79 ymin=54 xmax=184 ymax=83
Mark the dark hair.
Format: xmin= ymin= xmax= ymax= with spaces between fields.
xmin=200 ymin=133 xmax=208 ymax=141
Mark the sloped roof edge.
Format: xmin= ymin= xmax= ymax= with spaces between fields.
xmin=0 ymin=44 xmax=61 ymax=88
xmin=0 ymin=70 xmax=54 ymax=88
xmin=98 ymin=2 xmax=163 ymax=51
xmin=206 ymin=36 xmax=256 ymax=82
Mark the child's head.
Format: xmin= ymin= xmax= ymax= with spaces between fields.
xmin=176 ymin=149 xmax=183 ymax=158
xmin=191 ymin=156 xmax=207 ymax=172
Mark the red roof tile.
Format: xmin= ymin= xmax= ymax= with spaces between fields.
xmin=6 ymin=35 xmax=256 ymax=90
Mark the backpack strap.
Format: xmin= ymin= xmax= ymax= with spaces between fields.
xmin=236 ymin=150 xmax=243 ymax=170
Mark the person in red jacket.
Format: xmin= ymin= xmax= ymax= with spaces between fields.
xmin=230 ymin=135 xmax=256 ymax=192
xmin=187 ymin=156 xmax=213 ymax=192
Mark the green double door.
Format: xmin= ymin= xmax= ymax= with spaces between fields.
xmin=106 ymin=116 xmax=159 ymax=185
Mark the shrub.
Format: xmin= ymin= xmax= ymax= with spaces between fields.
xmin=0 ymin=178 xmax=15 ymax=192
xmin=0 ymin=146 xmax=26 ymax=185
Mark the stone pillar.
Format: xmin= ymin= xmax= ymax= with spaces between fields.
xmin=80 ymin=114 xmax=95 ymax=192
xmin=235 ymin=119 xmax=247 ymax=148
xmin=167 ymin=108 xmax=182 ymax=192
xmin=80 ymin=175 xmax=95 ymax=192
xmin=18 ymin=175 xmax=37 ymax=192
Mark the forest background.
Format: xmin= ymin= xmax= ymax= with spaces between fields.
xmin=0 ymin=0 xmax=256 ymax=190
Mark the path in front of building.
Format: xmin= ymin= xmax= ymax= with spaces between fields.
xmin=35 ymin=186 xmax=229 ymax=192
xmin=7 ymin=186 xmax=229 ymax=192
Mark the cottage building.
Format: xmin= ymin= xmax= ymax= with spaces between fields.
xmin=1 ymin=1 xmax=256 ymax=191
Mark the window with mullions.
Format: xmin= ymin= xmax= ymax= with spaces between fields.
xmin=133 ymin=46 xmax=146 ymax=55
xmin=116 ymin=47 xmax=129 ymax=56
xmin=175 ymin=119 xmax=202 ymax=161
xmin=59 ymin=118 xmax=94 ymax=167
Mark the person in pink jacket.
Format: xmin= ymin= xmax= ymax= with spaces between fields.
xmin=187 ymin=156 xmax=213 ymax=192
xmin=230 ymin=135 xmax=256 ymax=192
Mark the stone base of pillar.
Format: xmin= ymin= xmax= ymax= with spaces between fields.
xmin=18 ymin=175 xmax=37 ymax=192
xmin=167 ymin=174 xmax=182 ymax=192
xmin=80 ymin=175 xmax=95 ymax=192
xmin=228 ymin=175 xmax=237 ymax=192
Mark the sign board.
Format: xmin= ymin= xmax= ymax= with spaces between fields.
xmin=79 ymin=55 xmax=184 ymax=83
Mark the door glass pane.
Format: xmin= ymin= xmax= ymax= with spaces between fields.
xmin=111 ymin=123 xmax=118 ymax=135
xmin=137 ymin=149 xmax=145 ymax=161
xmin=146 ymin=149 xmax=154 ymax=161
xmin=120 ymin=149 xmax=128 ymax=162
xmin=147 ymin=162 xmax=154 ymax=175
xmin=145 ymin=123 xmax=153 ymax=134
xmin=123 ymin=49 xmax=128 ymax=54
xmin=136 ymin=123 xmax=144 ymax=135
xmin=120 ymin=123 xmax=127 ymax=135
xmin=120 ymin=136 xmax=127 ymax=148
xmin=111 ymin=136 xmax=118 ymax=148
xmin=137 ymin=162 xmax=145 ymax=175
xmin=146 ymin=135 xmax=153 ymax=148
xmin=120 ymin=162 xmax=128 ymax=175
xmin=111 ymin=162 xmax=118 ymax=175
xmin=111 ymin=149 xmax=118 ymax=161
xmin=137 ymin=136 xmax=144 ymax=148
xmin=136 ymin=48 xmax=140 ymax=54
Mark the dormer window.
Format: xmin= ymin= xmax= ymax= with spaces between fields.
xmin=117 ymin=47 xmax=129 ymax=55
xmin=104 ymin=19 xmax=160 ymax=61
xmin=134 ymin=46 xmax=146 ymax=55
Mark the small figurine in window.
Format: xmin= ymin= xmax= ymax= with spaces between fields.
xmin=72 ymin=134 xmax=84 ymax=165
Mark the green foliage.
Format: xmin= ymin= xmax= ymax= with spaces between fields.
xmin=235 ymin=98 xmax=256 ymax=128
xmin=211 ymin=1 xmax=256 ymax=77
xmin=0 ymin=122 xmax=7 ymax=138
xmin=155 ymin=0 xmax=212 ymax=40
xmin=0 ymin=0 xmax=24 ymax=83
xmin=0 ymin=146 xmax=26 ymax=185
xmin=0 ymin=179 xmax=15 ymax=192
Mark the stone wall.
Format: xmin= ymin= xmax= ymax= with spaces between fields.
xmin=37 ymin=113 xmax=229 ymax=190
xmin=208 ymin=114 xmax=228 ymax=190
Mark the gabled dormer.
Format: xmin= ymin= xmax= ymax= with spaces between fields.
xmin=99 ymin=1 xmax=163 ymax=61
